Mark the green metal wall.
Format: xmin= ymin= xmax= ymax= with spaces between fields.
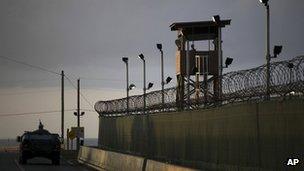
xmin=98 ymin=98 xmax=304 ymax=170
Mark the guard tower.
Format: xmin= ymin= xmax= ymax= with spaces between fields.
xmin=170 ymin=16 xmax=231 ymax=110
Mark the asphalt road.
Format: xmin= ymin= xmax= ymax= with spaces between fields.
xmin=0 ymin=150 xmax=94 ymax=171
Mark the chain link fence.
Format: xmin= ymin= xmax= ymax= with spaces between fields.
xmin=95 ymin=56 xmax=304 ymax=116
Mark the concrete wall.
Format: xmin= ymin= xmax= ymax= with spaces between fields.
xmin=77 ymin=146 xmax=197 ymax=171
xmin=78 ymin=146 xmax=145 ymax=171
xmin=98 ymin=98 xmax=304 ymax=170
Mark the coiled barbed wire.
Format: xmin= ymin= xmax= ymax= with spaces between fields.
xmin=95 ymin=56 xmax=304 ymax=116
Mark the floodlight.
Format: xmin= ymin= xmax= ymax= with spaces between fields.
xmin=138 ymin=54 xmax=145 ymax=60
xmin=81 ymin=112 xmax=85 ymax=116
xmin=122 ymin=57 xmax=128 ymax=63
xmin=129 ymin=84 xmax=136 ymax=90
xmin=273 ymin=45 xmax=282 ymax=58
xmin=156 ymin=43 xmax=162 ymax=50
xmin=73 ymin=112 xmax=77 ymax=116
xmin=287 ymin=62 xmax=294 ymax=69
xmin=212 ymin=15 xmax=220 ymax=24
xmin=147 ymin=82 xmax=153 ymax=90
xmin=225 ymin=57 xmax=233 ymax=67
xmin=165 ymin=77 xmax=172 ymax=84
xmin=259 ymin=0 xmax=269 ymax=5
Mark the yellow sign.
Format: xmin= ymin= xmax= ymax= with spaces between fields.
xmin=68 ymin=130 xmax=76 ymax=140
xmin=71 ymin=127 xmax=84 ymax=138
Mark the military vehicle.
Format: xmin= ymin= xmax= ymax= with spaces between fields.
xmin=17 ymin=121 xmax=61 ymax=165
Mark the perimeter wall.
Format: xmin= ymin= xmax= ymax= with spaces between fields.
xmin=98 ymin=98 xmax=304 ymax=170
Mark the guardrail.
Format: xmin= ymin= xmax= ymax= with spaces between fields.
xmin=95 ymin=56 xmax=304 ymax=116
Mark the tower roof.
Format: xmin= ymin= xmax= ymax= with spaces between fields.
xmin=170 ymin=20 xmax=231 ymax=41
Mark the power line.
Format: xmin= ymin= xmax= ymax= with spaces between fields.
xmin=64 ymin=73 xmax=79 ymax=81
xmin=0 ymin=78 xmax=58 ymax=84
xmin=64 ymin=75 xmax=95 ymax=110
xmin=0 ymin=55 xmax=96 ymax=112
xmin=0 ymin=88 xmax=93 ymax=96
xmin=0 ymin=55 xmax=61 ymax=76
xmin=0 ymin=89 xmax=60 ymax=96
xmin=0 ymin=109 xmax=75 ymax=117
xmin=80 ymin=77 xmax=143 ymax=83
xmin=80 ymin=77 xmax=125 ymax=82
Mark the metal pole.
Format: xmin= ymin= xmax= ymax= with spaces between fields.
xmin=66 ymin=129 xmax=69 ymax=150
xmin=266 ymin=4 xmax=271 ymax=100
xmin=204 ymin=56 xmax=208 ymax=104
xmin=289 ymin=68 xmax=292 ymax=84
xmin=160 ymin=50 xmax=164 ymax=110
xmin=77 ymin=79 xmax=80 ymax=127
xmin=126 ymin=61 xmax=129 ymax=114
xmin=195 ymin=55 xmax=200 ymax=104
xmin=71 ymin=139 xmax=73 ymax=150
xmin=186 ymin=40 xmax=190 ymax=109
xmin=143 ymin=59 xmax=146 ymax=114
xmin=218 ymin=27 xmax=223 ymax=101
xmin=77 ymin=79 xmax=80 ymax=150
xmin=61 ymin=70 xmax=64 ymax=143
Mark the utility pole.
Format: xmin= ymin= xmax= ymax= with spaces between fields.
xmin=77 ymin=78 xmax=80 ymax=150
xmin=156 ymin=44 xmax=165 ymax=110
xmin=61 ymin=70 xmax=64 ymax=143
xmin=258 ymin=0 xmax=271 ymax=99
xmin=186 ymin=40 xmax=190 ymax=109
xmin=266 ymin=3 xmax=271 ymax=100
xmin=122 ymin=57 xmax=129 ymax=114
xmin=143 ymin=59 xmax=146 ymax=114
xmin=126 ymin=61 xmax=129 ymax=115
xmin=77 ymin=79 xmax=80 ymax=128
xmin=66 ymin=129 xmax=69 ymax=150
xmin=138 ymin=54 xmax=146 ymax=114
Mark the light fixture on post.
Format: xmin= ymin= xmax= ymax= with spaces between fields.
xmin=147 ymin=82 xmax=154 ymax=90
xmin=156 ymin=43 xmax=166 ymax=110
xmin=212 ymin=15 xmax=224 ymax=101
xmin=223 ymin=57 xmax=233 ymax=68
xmin=122 ymin=57 xmax=128 ymax=63
xmin=259 ymin=0 xmax=282 ymax=98
xmin=259 ymin=0 xmax=269 ymax=6
xmin=165 ymin=77 xmax=172 ymax=84
xmin=74 ymin=111 xmax=85 ymax=116
xmin=73 ymin=109 xmax=85 ymax=148
xmin=129 ymin=84 xmax=136 ymax=90
xmin=156 ymin=44 xmax=162 ymax=51
xmin=258 ymin=0 xmax=271 ymax=99
xmin=138 ymin=54 xmax=145 ymax=60
xmin=138 ymin=53 xmax=146 ymax=114
xmin=272 ymin=45 xmax=282 ymax=58
xmin=122 ymin=57 xmax=130 ymax=114
xmin=212 ymin=15 xmax=221 ymax=24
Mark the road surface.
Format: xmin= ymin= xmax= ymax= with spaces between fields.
xmin=0 ymin=149 xmax=94 ymax=171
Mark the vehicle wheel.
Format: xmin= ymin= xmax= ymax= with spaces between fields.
xmin=19 ymin=156 xmax=27 ymax=165
xmin=52 ymin=158 xmax=60 ymax=165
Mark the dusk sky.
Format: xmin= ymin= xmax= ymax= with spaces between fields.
xmin=0 ymin=0 xmax=303 ymax=138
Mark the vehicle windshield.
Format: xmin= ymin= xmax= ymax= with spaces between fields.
xmin=28 ymin=134 xmax=54 ymax=140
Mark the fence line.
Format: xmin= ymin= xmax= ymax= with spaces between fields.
xmin=95 ymin=56 xmax=304 ymax=116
